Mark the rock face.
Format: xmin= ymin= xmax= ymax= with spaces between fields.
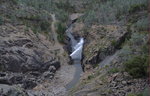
xmin=0 ymin=23 xmax=60 ymax=92
xmin=68 ymin=52 xmax=148 ymax=96
xmin=71 ymin=23 xmax=128 ymax=71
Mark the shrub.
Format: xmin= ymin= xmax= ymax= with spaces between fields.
xmin=56 ymin=22 xmax=66 ymax=43
xmin=111 ymin=40 xmax=117 ymax=46
xmin=124 ymin=55 xmax=148 ymax=78
xmin=87 ymin=75 xmax=94 ymax=80
xmin=40 ymin=21 xmax=51 ymax=31
xmin=129 ymin=4 xmax=147 ymax=14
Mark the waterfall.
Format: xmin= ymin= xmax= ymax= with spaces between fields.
xmin=70 ymin=38 xmax=84 ymax=60
xmin=65 ymin=23 xmax=84 ymax=90
xmin=66 ymin=25 xmax=84 ymax=60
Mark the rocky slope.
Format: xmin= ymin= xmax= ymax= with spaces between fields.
xmin=68 ymin=0 xmax=149 ymax=95
xmin=0 ymin=0 xmax=73 ymax=95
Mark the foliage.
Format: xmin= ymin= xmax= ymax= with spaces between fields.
xmin=124 ymin=55 xmax=148 ymax=78
xmin=55 ymin=9 xmax=69 ymax=23
xmin=111 ymin=40 xmax=117 ymax=46
xmin=40 ymin=21 xmax=51 ymax=31
xmin=87 ymin=75 xmax=94 ymax=80
xmin=12 ymin=0 xmax=19 ymax=4
xmin=81 ymin=0 xmax=147 ymax=25
xmin=127 ymin=92 xmax=146 ymax=96
xmin=129 ymin=3 xmax=147 ymax=14
xmin=133 ymin=17 xmax=149 ymax=31
xmin=108 ymin=68 xmax=119 ymax=73
xmin=56 ymin=22 xmax=66 ymax=43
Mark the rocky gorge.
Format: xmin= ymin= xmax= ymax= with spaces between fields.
xmin=0 ymin=0 xmax=149 ymax=96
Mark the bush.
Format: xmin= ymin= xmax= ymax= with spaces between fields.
xmin=124 ymin=55 xmax=148 ymax=78
xmin=129 ymin=4 xmax=147 ymax=14
xmin=56 ymin=22 xmax=66 ymax=43
xmin=111 ymin=40 xmax=117 ymax=46
xmin=40 ymin=21 xmax=51 ymax=31
xmin=87 ymin=75 xmax=94 ymax=80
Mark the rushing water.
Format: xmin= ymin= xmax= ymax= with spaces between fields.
xmin=65 ymin=24 xmax=84 ymax=90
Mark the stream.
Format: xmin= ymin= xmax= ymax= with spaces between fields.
xmin=65 ymin=24 xmax=84 ymax=90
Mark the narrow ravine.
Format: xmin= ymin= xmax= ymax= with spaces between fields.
xmin=65 ymin=24 xmax=84 ymax=90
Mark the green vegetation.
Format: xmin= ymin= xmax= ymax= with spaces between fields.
xmin=127 ymin=92 xmax=146 ymax=96
xmin=18 ymin=0 xmax=73 ymax=23
xmin=2 ymin=0 xmax=75 ymax=36
xmin=80 ymin=0 xmax=147 ymax=25
xmin=11 ymin=0 xmax=19 ymax=4
xmin=124 ymin=55 xmax=148 ymax=78
xmin=134 ymin=17 xmax=149 ymax=31
xmin=108 ymin=68 xmax=119 ymax=73
xmin=111 ymin=40 xmax=117 ymax=46
xmin=129 ymin=3 xmax=147 ymax=14
xmin=120 ymin=17 xmax=148 ymax=78
xmin=87 ymin=75 xmax=95 ymax=80
xmin=56 ymin=22 xmax=66 ymax=43
xmin=40 ymin=21 xmax=51 ymax=31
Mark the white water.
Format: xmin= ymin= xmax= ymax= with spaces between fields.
xmin=65 ymin=24 xmax=84 ymax=90
xmin=70 ymin=38 xmax=84 ymax=60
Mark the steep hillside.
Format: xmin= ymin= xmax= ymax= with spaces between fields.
xmin=0 ymin=0 xmax=73 ymax=95
xmin=68 ymin=0 xmax=149 ymax=96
